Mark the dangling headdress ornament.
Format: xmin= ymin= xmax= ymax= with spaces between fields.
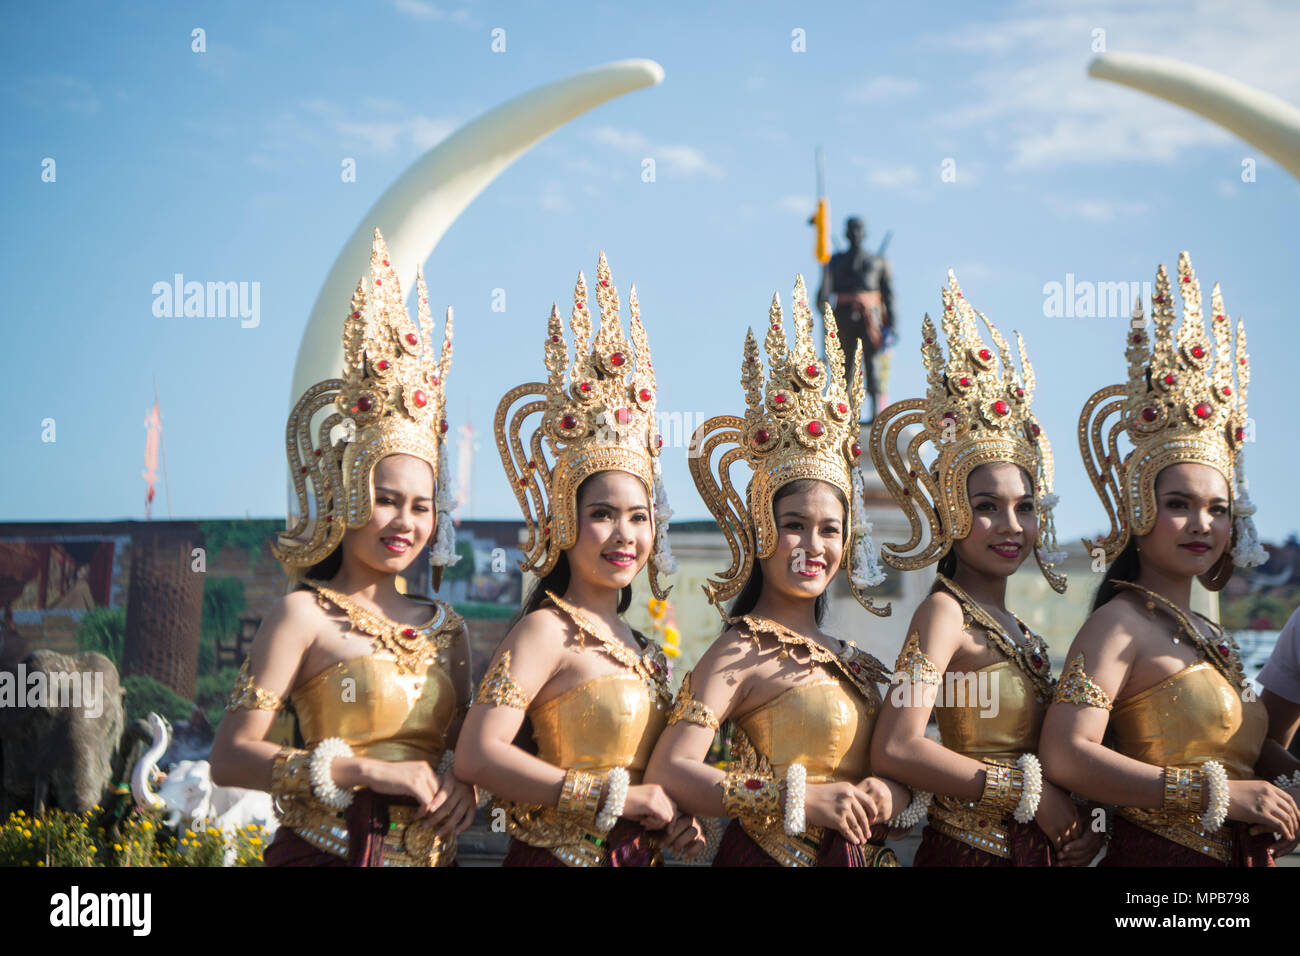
xmin=1079 ymin=252 xmax=1266 ymax=578
xmin=495 ymin=253 xmax=676 ymax=600
xmin=869 ymin=269 xmax=1067 ymax=592
xmin=273 ymin=228 xmax=460 ymax=582
xmin=688 ymin=276 xmax=890 ymax=618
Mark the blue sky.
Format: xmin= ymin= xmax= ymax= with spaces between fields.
xmin=3 ymin=0 xmax=1299 ymax=546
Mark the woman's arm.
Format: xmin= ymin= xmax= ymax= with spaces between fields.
xmin=870 ymin=593 xmax=987 ymax=802
xmin=443 ymin=622 xmax=474 ymax=753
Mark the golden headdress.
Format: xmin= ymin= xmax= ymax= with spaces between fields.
xmin=688 ymin=276 xmax=889 ymax=617
xmin=273 ymin=229 xmax=459 ymax=578
xmin=495 ymin=253 xmax=676 ymax=600
xmin=869 ymin=269 xmax=1066 ymax=592
xmin=1078 ymin=252 xmax=1266 ymax=576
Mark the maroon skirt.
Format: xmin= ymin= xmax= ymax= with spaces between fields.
xmin=501 ymin=818 xmax=661 ymax=867
xmin=1099 ymin=816 xmax=1275 ymax=867
xmin=711 ymin=820 xmax=894 ymax=867
xmin=911 ymin=819 xmax=1054 ymax=867
xmin=263 ymin=790 xmax=456 ymax=867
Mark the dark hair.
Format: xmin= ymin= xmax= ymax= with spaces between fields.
xmin=725 ymin=479 xmax=848 ymax=628
xmin=1090 ymin=538 xmax=1141 ymax=611
xmin=304 ymin=543 xmax=344 ymax=583
xmin=511 ymin=472 xmax=638 ymax=627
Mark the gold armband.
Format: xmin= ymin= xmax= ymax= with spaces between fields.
xmin=1162 ymin=767 xmax=1203 ymax=814
xmin=978 ymin=761 xmax=1024 ymax=814
xmin=476 ymin=650 xmax=530 ymax=709
xmin=893 ymin=632 xmax=941 ymax=685
xmin=225 ymin=658 xmax=286 ymax=713
xmin=556 ymin=768 xmax=603 ymax=826
xmin=721 ymin=771 xmax=781 ymax=827
xmin=667 ymin=671 xmax=720 ymax=731
xmin=1053 ymin=653 xmax=1113 ymax=710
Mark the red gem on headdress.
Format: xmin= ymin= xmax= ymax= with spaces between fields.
xmin=527 ymin=460 xmax=537 ymax=470
xmin=314 ymin=449 xmax=323 ymax=457
xmin=615 ymin=408 xmax=631 ymax=424
xmin=959 ymin=376 xmax=971 ymax=388
xmin=610 ymin=352 xmax=625 ymax=366
xmin=1191 ymin=345 xmax=1205 ymax=359
xmin=993 ymin=400 xmax=1009 ymax=416
xmin=1234 ymin=426 xmax=1245 ymax=442
xmin=808 ymin=421 xmax=825 ymax=436
xmin=299 ymin=466 xmax=308 ymax=474
xmin=1141 ymin=407 xmax=1158 ymax=422
xmin=903 ymin=487 xmax=911 ymax=495
xmin=1222 ymin=386 xmax=1232 ymax=396
xmin=518 ymin=478 xmax=527 ymax=487
xmin=440 ymin=419 xmax=449 ymax=433
xmin=1215 ymin=314 xmax=1225 ymax=322
xmin=402 ymin=627 xmax=415 ymax=638
xmin=377 ymin=361 xmax=389 ymax=371
xmin=978 ymin=819 xmax=987 ymax=828
xmin=412 ymin=389 xmax=428 ymax=407
xmin=550 ymin=334 xmax=560 ymax=343
xmin=925 ymin=337 xmax=934 ymax=344
xmin=382 ymin=259 xmax=389 ymax=267
xmin=1016 ymin=387 xmax=1025 ymax=398
xmin=774 ymin=393 xmax=788 ymax=404
xmin=806 ymin=364 xmax=819 ymax=377
xmin=357 ymin=397 xmax=374 ymax=412
xmin=850 ymin=661 xmax=862 ymax=673
xmin=852 ymin=442 xmax=862 ymax=458
xmin=1031 ymin=653 xmax=1043 ymax=668
xmin=1131 ymin=333 xmax=1143 ymax=344
xmin=746 ymin=356 xmax=757 ymax=364
xmin=375 ymin=279 xmax=382 ymax=286
xmin=639 ymin=388 xmax=652 ymax=402
xmin=351 ymin=311 xmax=360 ymax=319
xmin=1031 ymin=424 xmax=1041 ymax=436
xmin=1239 ymin=358 xmax=1246 ymax=365
xmin=1154 ymin=295 xmax=1164 ymax=304
xmin=561 ymin=414 xmax=577 ymax=430
xmin=1163 ymin=374 xmax=1176 ymax=386
xmin=744 ymin=778 xmax=764 ymax=791
xmin=978 ymin=348 xmax=990 ymax=360
xmin=656 ymin=435 xmax=664 ymax=449
xmin=1180 ymin=275 xmax=1190 ymax=283
xmin=406 ymin=333 xmax=418 ymax=345
xmin=837 ymin=402 xmax=848 ymax=414
xmin=600 ymin=279 xmax=609 ymax=287
xmin=579 ymin=381 xmax=591 ymax=392
xmin=956 ymin=292 xmax=963 ymax=298
xmin=430 ymin=376 xmax=440 ymax=386
xmin=1217 ymin=643 xmax=1230 ymax=657
xmin=754 ymin=429 xmax=771 ymax=444
xmin=1194 ymin=403 xmax=1212 ymax=419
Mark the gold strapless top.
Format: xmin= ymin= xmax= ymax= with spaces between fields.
xmin=1111 ymin=661 xmax=1266 ymax=780
xmin=736 ymin=675 xmax=878 ymax=785
xmin=530 ymin=672 xmax=667 ymax=783
xmin=292 ymin=653 xmax=457 ymax=766
xmin=936 ymin=660 xmax=1047 ymax=764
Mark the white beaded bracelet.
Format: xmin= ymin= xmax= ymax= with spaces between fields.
xmin=888 ymin=788 xmax=932 ymax=830
xmin=784 ymin=763 xmax=807 ymax=835
xmin=1274 ymin=771 xmax=1300 ymax=790
xmin=436 ymin=748 xmax=455 ymax=778
xmin=1200 ymin=760 xmax=1230 ymax=834
xmin=595 ymin=767 xmax=630 ymax=833
xmin=1013 ymin=753 xmax=1044 ymax=823
xmin=310 ymin=737 xmax=356 ymax=810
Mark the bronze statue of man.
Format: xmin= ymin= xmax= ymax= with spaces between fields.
xmin=816 ymin=216 xmax=893 ymax=422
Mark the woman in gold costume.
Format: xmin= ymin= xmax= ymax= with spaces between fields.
xmin=210 ymin=229 xmax=475 ymax=867
xmin=644 ymin=277 xmax=911 ymax=867
xmin=1041 ymin=252 xmax=1300 ymax=866
xmin=867 ymin=270 xmax=1101 ymax=867
xmin=453 ymin=255 xmax=704 ymax=867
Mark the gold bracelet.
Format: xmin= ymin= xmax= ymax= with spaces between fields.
xmin=1162 ymin=767 xmax=1203 ymax=813
xmin=270 ymin=746 xmax=313 ymax=809
xmin=556 ymin=768 xmax=603 ymax=826
xmin=667 ymin=671 xmax=720 ymax=731
xmin=978 ymin=761 xmax=1024 ymax=814
xmin=721 ymin=770 xmax=781 ymax=827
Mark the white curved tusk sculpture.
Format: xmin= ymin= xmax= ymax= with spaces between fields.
xmin=1089 ymin=52 xmax=1300 ymax=181
xmin=288 ymin=58 xmax=665 ymax=412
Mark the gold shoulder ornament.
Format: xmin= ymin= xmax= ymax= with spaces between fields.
xmin=225 ymin=658 xmax=286 ymax=712
xmin=893 ymin=632 xmax=941 ymax=686
xmin=1054 ymin=653 xmax=1113 ymax=711
xmin=667 ymin=670 xmax=720 ymax=731
xmin=476 ymin=650 xmax=530 ymax=710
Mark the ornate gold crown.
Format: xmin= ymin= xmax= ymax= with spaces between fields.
xmin=1079 ymin=252 xmax=1265 ymax=569
xmin=688 ymin=275 xmax=889 ymax=617
xmin=495 ymin=253 xmax=676 ymax=600
xmin=274 ymin=229 xmax=458 ymax=574
xmin=869 ymin=270 xmax=1066 ymax=592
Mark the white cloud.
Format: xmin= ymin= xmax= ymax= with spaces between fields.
xmin=1043 ymin=194 xmax=1151 ymax=223
xmin=845 ymin=75 xmax=921 ymax=104
xmin=305 ymin=99 xmax=457 ymax=154
xmin=588 ymin=126 xmax=723 ymax=179
xmin=393 ymin=0 xmax=471 ymax=23
xmin=864 ymin=163 xmax=920 ymax=189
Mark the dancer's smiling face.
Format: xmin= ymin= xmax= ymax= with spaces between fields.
xmin=758 ymin=479 xmax=847 ymax=603
xmin=1135 ymin=462 xmax=1231 ymax=578
xmin=950 ymin=462 xmax=1037 ymax=578
xmin=342 ymin=453 xmax=436 ymax=574
xmin=566 ymin=470 xmax=654 ymax=593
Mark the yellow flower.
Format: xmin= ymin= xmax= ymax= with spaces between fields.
xmin=185 ymin=829 xmax=196 ymax=838
xmin=142 ymin=821 xmax=153 ymax=831
xmin=22 ymin=829 xmax=32 ymax=838
xmin=207 ymin=826 xmax=218 ymax=836
xmin=250 ymin=837 xmax=262 ymax=845
xmin=33 ymin=820 xmax=42 ymax=829
xmin=114 ymin=843 xmax=123 ymax=852
xmin=36 ymin=861 xmax=45 ymax=867
xmin=88 ymin=846 xmax=97 ymax=854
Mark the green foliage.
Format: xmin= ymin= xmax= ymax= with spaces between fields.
xmin=0 ymin=807 xmax=267 ymax=867
xmin=74 ymin=607 xmax=127 ymax=670
xmin=441 ymin=539 xmax=477 ymax=584
xmin=452 ymin=600 xmax=517 ymax=619
xmin=201 ymin=576 xmax=247 ymax=644
xmin=199 ymin=519 xmax=280 ymax=569
xmin=195 ymin=666 xmax=240 ymax=728
xmin=122 ymin=674 xmax=193 ymax=726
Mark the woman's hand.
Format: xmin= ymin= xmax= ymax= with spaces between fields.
xmin=426 ymin=775 xmax=478 ymax=838
xmin=661 ymin=813 xmax=707 ymax=858
xmin=805 ymin=782 xmax=874 ymax=845
xmin=340 ymin=757 xmax=441 ymax=816
xmin=1055 ymin=825 xmax=1105 ymax=866
xmin=856 ymin=776 xmax=898 ymax=826
xmin=1034 ymin=781 xmax=1081 ymax=850
xmin=622 ymin=783 xmax=677 ymax=830
xmin=1227 ymin=779 xmax=1299 ymax=840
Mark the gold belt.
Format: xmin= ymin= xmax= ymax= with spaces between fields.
xmin=498 ymin=800 xmax=660 ymax=867
xmin=928 ymin=795 xmax=1012 ymax=859
xmin=1117 ymin=807 xmax=1234 ymax=865
xmin=288 ymin=802 xmax=456 ymax=867
xmin=739 ymin=820 xmax=900 ymax=868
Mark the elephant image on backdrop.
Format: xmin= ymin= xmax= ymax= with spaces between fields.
xmin=0 ymin=649 xmax=125 ymax=816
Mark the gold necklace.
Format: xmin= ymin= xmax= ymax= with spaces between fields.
xmin=936 ymin=574 xmax=1056 ymax=698
xmin=544 ymin=591 xmax=672 ymax=706
xmin=307 ymin=581 xmax=453 ymax=674
xmin=733 ymin=614 xmax=891 ymax=700
xmin=1112 ymin=581 xmax=1244 ymax=686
